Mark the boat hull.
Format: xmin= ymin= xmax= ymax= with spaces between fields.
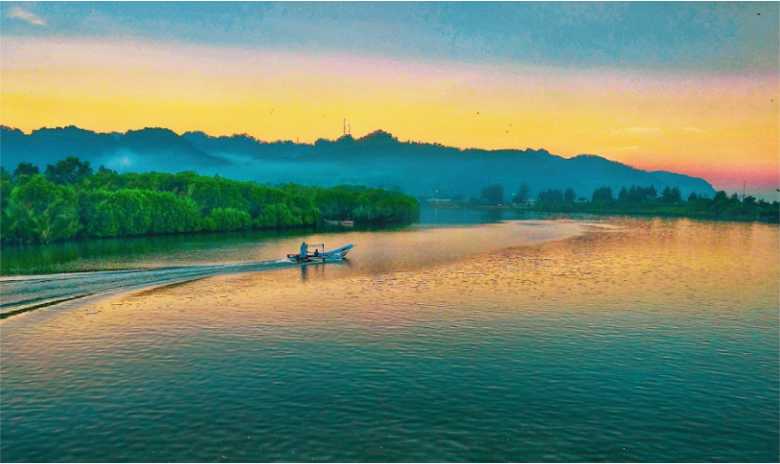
xmin=287 ymin=243 xmax=353 ymax=264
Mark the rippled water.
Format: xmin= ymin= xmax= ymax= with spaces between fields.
xmin=2 ymin=217 xmax=778 ymax=462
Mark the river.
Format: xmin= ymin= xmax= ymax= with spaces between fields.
xmin=1 ymin=211 xmax=778 ymax=462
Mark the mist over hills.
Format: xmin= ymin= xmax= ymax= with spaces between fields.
xmin=0 ymin=125 xmax=715 ymax=199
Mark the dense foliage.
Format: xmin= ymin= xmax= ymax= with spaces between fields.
xmin=531 ymin=185 xmax=779 ymax=223
xmin=1 ymin=157 xmax=420 ymax=245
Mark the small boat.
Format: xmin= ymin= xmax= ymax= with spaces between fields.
xmin=287 ymin=243 xmax=353 ymax=264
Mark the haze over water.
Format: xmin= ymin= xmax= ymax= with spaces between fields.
xmin=2 ymin=215 xmax=778 ymax=462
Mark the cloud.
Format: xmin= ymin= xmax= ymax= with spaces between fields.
xmin=7 ymin=6 xmax=46 ymax=26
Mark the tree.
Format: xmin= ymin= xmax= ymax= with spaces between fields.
xmin=1 ymin=156 xmax=421 ymax=244
xmin=207 ymin=208 xmax=252 ymax=232
xmin=147 ymin=192 xmax=200 ymax=234
xmin=1 ymin=168 xmax=11 ymax=213
xmin=480 ymin=184 xmax=504 ymax=205
xmin=513 ymin=183 xmax=530 ymax=204
xmin=255 ymin=203 xmax=294 ymax=229
xmin=536 ymin=189 xmax=565 ymax=209
xmin=648 ymin=185 xmax=658 ymax=200
xmin=106 ymin=190 xmax=152 ymax=236
xmin=591 ymin=187 xmax=614 ymax=206
xmin=89 ymin=201 xmax=120 ymax=237
xmin=4 ymin=175 xmax=79 ymax=243
xmin=45 ymin=157 xmax=93 ymax=184
xmin=661 ymin=187 xmax=682 ymax=204
xmin=13 ymin=162 xmax=39 ymax=180
xmin=564 ymin=188 xmax=576 ymax=204
xmin=618 ymin=187 xmax=629 ymax=203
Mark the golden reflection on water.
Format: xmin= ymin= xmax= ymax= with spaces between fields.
xmin=5 ymin=218 xmax=777 ymax=351
xmin=3 ymin=217 xmax=779 ymax=463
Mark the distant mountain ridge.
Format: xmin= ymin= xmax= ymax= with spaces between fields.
xmin=0 ymin=125 xmax=716 ymax=198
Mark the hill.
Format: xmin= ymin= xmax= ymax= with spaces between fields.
xmin=0 ymin=125 xmax=716 ymax=199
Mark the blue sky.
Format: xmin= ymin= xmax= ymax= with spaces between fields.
xmin=2 ymin=2 xmax=778 ymax=73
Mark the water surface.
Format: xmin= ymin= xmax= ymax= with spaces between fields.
xmin=2 ymin=217 xmax=778 ymax=462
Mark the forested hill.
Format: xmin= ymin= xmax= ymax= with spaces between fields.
xmin=0 ymin=125 xmax=716 ymax=199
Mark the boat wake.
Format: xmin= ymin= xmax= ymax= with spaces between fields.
xmin=0 ymin=259 xmax=298 ymax=319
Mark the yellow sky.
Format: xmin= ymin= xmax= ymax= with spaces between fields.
xmin=1 ymin=37 xmax=778 ymax=189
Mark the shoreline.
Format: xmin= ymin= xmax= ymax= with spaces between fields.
xmin=425 ymin=203 xmax=780 ymax=224
xmin=0 ymin=221 xmax=412 ymax=250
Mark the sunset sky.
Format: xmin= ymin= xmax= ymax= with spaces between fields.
xmin=1 ymin=2 xmax=777 ymax=193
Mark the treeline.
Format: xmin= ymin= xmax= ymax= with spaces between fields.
xmin=532 ymin=185 xmax=779 ymax=223
xmin=1 ymin=157 xmax=420 ymax=245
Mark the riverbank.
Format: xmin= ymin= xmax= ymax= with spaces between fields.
xmin=533 ymin=206 xmax=779 ymax=223
xmin=424 ymin=200 xmax=779 ymax=224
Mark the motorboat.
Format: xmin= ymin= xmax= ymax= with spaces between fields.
xmin=287 ymin=243 xmax=353 ymax=264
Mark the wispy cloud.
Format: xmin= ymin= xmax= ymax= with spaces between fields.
xmin=7 ymin=6 xmax=46 ymax=26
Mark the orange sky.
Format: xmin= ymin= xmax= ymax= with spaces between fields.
xmin=2 ymin=22 xmax=778 ymax=193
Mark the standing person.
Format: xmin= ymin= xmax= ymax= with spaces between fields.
xmin=300 ymin=241 xmax=308 ymax=260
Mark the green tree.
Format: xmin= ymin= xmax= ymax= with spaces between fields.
xmin=207 ymin=208 xmax=252 ymax=231
xmin=1 ymin=156 xmax=421 ymax=244
xmin=45 ymin=157 xmax=93 ymax=184
xmin=661 ymin=187 xmax=682 ymax=204
xmin=1 ymin=168 xmax=12 ymax=213
xmin=591 ymin=186 xmax=614 ymax=206
xmin=4 ymin=175 xmax=79 ymax=243
xmin=564 ymin=188 xmax=576 ymax=204
xmin=13 ymin=162 xmax=39 ymax=180
xmin=513 ymin=183 xmax=530 ymax=204
xmin=480 ymin=184 xmax=504 ymax=205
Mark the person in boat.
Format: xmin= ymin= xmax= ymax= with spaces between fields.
xmin=313 ymin=249 xmax=320 ymax=257
xmin=299 ymin=241 xmax=308 ymax=260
